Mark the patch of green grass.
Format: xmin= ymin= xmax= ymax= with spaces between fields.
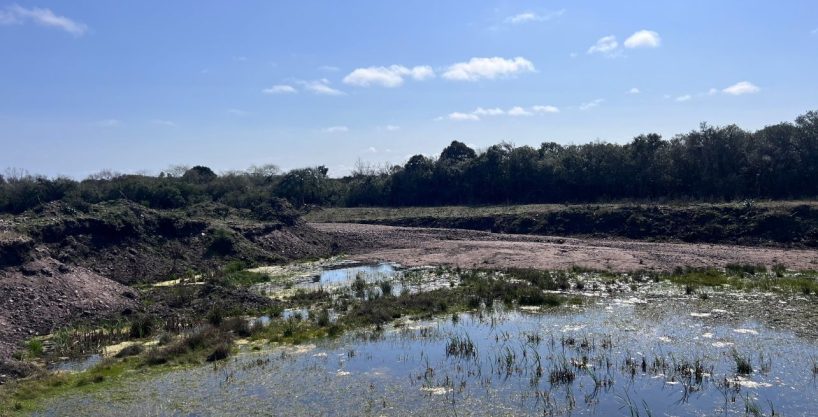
xmin=25 ymin=339 xmax=44 ymax=358
xmin=664 ymin=268 xmax=818 ymax=294
xmin=0 ymin=357 xmax=153 ymax=415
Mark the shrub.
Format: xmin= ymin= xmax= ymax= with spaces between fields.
xmin=129 ymin=314 xmax=155 ymax=338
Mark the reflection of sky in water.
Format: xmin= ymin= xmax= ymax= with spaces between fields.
xmin=318 ymin=263 xmax=396 ymax=284
xmin=36 ymin=297 xmax=818 ymax=417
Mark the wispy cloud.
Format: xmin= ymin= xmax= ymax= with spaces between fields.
xmin=587 ymin=36 xmax=619 ymax=56
xmin=343 ymin=65 xmax=434 ymax=88
xmin=446 ymin=112 xmax=481 ymax=121
xmin=473 ymin=107 xmax=505 ymax=116
xmin=507 ymin=106 xmax=533 ymax=117
xmin=588 ymin=30 xmax=661 ymax=57
xmin=318 ymin=65 xmax=340 ymax=72
xmin=227 ymin=108 xmax=248 ymax=116
xmin=626 ymin=87 xmax=640 ymax=95
xmin=322 ymin=125 xmax=349 ymax=133
xmin=301 ymin=79 xmax=345 ymax=96
xmin=442 ymin=57 xmax=535 ymax=81
xmin=504 ymin=9 xmax=565 ymax=24
xmin=0 ymin=5 xmax=88 ymax=36
xmin=722 ymin=81 xmax=760 ymax=95
xmin=262 ymin=84 xmax=297 ymax=95
xmin=442 ymin=105 xmax=559 ymax=121
xmin=532 ymin=105 xmax=560 ymax=114
xmin=675 ymin=94 xmax=692 ymax=102
xmin=811 ymin=28 xmax=818 ymax=36
xmin=624 ymin=30 xmax=661 ymax=48
xmin=383 ymin=125 xmax=400 ymax=131
xmin=579 ymin=99 xmax=604 ymax=111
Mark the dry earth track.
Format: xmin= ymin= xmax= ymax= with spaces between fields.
xmin=313 ymin=223 xmax=818 ymax=271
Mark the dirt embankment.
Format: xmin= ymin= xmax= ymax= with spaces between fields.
xmin=314 ymin=223 xmax=818 ymax=272
xmin=308 ymin=203 xmax=818 ymax=247
xmin=0 ymin=200 xmax=338 ymax=365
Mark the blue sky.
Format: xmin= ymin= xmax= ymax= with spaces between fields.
xmin=1 ymin=1 xmax=817 ymax=178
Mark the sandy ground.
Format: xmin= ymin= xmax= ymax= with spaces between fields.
xmin=313 ymin=223 xmax=818 ymax=271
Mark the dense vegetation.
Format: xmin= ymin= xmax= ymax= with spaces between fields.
xmin=1 ymin=110 xmax=817 ymax=213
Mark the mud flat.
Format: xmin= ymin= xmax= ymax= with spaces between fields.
xmin=314 ymin=223 xmax=818 ymax=272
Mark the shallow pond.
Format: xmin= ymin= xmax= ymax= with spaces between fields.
xmin=34 ymin=294 xmax=818 ymax=417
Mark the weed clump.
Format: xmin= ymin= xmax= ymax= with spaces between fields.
xmin=129 ymin=314 xmax=156 ymax=338
xmin=732 ymin=349 xmax=753 ymax=375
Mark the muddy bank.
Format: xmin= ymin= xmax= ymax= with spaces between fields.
xmin=314 ymin=223 xmax=818 ymax=271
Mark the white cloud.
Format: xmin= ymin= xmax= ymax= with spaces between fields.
xmin=448 ymin=112 xmax=480 ymax=121
xmin=532 ymin=105 xmax=560 ymax=114
xmin=366 ymin=146 xmax=377 ymax=153
xmin=442 ymin=56 xmax=535 ymax=81
xmin=579 ymin=99 xmax=604 ymax=111
xmin=811 ymin=28 xmax=818 ymax=36
xmin=227 ymin=108 xmax=247 ymax=116
xmin=343 ymin=65 xmax=434 ymax=87
xmin=92 ymin=119 xmax=120 ymax=127
xmin=504 ymin=9 xmax=565 ymax=24
xmin=722 ymin=81 xmax=760 ymax=95
xmin=675 ymin=94 xmax=692 ymax=102
xmin=302 ymin=79 xmax=345 ymax=96
xmin=507 ymin=106 xmax=533 ymax=117
xmin=473 ymin=107 xmax=505 ymax=116
xmin=443 ymin=105 xmax=558 ymax=121
xmin=384 ymin=124 xmax=401 ymax=131
xmin=587 ymin=36 xmax=619 ymax=55
xmin=151 ymin=119 xmax=177 ymax=127
xmin=707 ymin=88 xmax=719 ymax=96
xmin=318 ymin=65 xmax=340 ymax=72
xmin=233 ymin=56 xmax=248 ymax=62
xmin=624 ymin=30 xmax=661 ymax=48
xmin=0 ymin=5 xmax=88 ymax=36
xmin=627 ymin=87 xmax=640 ymax=95
xmin=262 ymin=84 xmax=297 ymax=94
xmin=322 ymin=126 xmax=349 ymax=133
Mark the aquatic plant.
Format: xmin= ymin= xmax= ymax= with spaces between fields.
xmin=549 ymin=358 xmax=576 ymax=385
xmin=732 ymin=349 xmax=753 ymax=375
xmin=445 ymin=334 xmax=477 ymax=359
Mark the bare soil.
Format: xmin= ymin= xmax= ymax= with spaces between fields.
xmin=0 ymin=257 xmax=138 ymax=370
xmin=314 ymin=223 xmax=818 ymax=271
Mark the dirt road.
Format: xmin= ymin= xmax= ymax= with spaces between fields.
xmin=313 ymin=223 xmax=818 ymax=271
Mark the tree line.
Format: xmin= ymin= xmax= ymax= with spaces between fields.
xmin=1 ymin=110 xmax=817 ymax=214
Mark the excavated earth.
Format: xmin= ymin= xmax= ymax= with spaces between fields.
xmin=314 ymin=222 xmax=818 ymax=271
xmin=0 ymin=201 xmax=337 ymax=379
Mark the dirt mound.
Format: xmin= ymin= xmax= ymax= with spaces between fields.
xmin=0 ymin=200 xmax=338 ymax=367
xmin=13 ymin=200 xmax=336 ymax=285
xmin=0 ymin=257 xmax=138 ymax=361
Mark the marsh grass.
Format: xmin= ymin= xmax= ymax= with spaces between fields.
xmin=445 ymin=334 xmax=477 ymax=359
xmin=664 ymin=268 xmax=818 ymax=294
xmin=731 ymin=350 xmax=753 ymax=375
xmin=549 ymin=358 xmax=576 ymax=385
